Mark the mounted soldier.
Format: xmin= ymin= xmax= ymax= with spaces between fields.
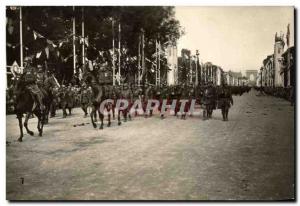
xmin=21 ymin=57 xmax=45 ymax=111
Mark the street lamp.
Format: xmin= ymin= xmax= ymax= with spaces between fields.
xmin=196 ymin=50 xmax=199 ymax=86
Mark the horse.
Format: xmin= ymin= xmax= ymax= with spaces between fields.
xmin=59 ymin=86 xmax=75 ymax=118
xmin=13 ymin=77 xmax=45 ymax=142
xmin=82 ymin=71 xmax=108 ymax=129
xmin=40 ymin=74 xmax=60 ymax=123
xmin=116 ymin=85 xmax=134 ymax=125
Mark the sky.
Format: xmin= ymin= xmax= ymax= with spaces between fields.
xmin=175 ymin=6 xmax=294 ymax=73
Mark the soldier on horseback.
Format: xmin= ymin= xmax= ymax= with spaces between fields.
xmin=22 ymin=57 xmax=45 ymax=111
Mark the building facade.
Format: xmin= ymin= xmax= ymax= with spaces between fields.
xmin=273 ymin=33 xmax=285 ymax=86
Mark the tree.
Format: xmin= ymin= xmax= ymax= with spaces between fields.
xmin=6 ymin=6 xmax=184 ymax=85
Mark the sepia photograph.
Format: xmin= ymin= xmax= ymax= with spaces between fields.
xmin=5 ymin=5 xmax=295 ymax=201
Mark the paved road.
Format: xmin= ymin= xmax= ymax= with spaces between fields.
xmin=6 ymin=90 xmax=294 ymax=200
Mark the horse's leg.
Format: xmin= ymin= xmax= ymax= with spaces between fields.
xmin=36 ymin=111 xmax=44 ymax=137
xmin=90 ymin=106 xmax=97 ymax=128
xmin=81 ymin=104 xmax=87 ymax=117
xmin=118 ymin=110 xmax=121 ymax=125
xmin=99 ymin=110 xmax=104 ymax=130
xmin=17 ymin=114 xmax=24 ymax=142
xmin=222 ymin=107 xmax=226 ymax=121
xmin=62 ymin=104 xmax=67 ymax=118
xmin=123 ymin=110 xmax=127 ymax=122
xmin=107 ymin=105 xmax=111 ymax=127
xmin=98 ymin=110 xmax=101 ymax=121
xmin=94 ymin=110 xmax=97 ymax=122
xmin=24 ymin=112 xmax=34 ymax=136
xmin=112 ymin=104 xmax=116 ymax=120
xmin=128 ymin=109 xmax=132 ymax=121
xmin=225 ymin=107 xmax=229 ymax=121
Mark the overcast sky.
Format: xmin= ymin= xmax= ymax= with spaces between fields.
xmin=175 ymin=6 xmax=294 ymax=73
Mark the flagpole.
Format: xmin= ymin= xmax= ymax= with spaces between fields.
xmin=138 ymin=34 xmax=141 ymax=87
xmin=118 ymin=22 xmax=121 ymax=85
xmin=73 ymin=6 xmax=76 ymax=76
xmin=141 ymin=29 xmax=145 ymax=84
xmin=19 ymin=6 xmax=23 ymax=69
xmin=155 ymin=40 xmax=158 ymax=86
xmin=81 ymin=7 xmax=85 ymax=74
xmin=112 ymin=18 xmax=115 ymax=86
xmin=158 ymin=40 xmax=161 ymax=86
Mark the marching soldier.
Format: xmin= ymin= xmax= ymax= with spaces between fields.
xmin=50 ymin=86 xmax=59 ymax=117
xmin=218 ymin=83 xmax=233 ymax=121
xmin=80 ymin=83 xmax=91 ymax=117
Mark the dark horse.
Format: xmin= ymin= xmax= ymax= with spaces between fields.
xmin=83 ymin=71 xmax=108 ymax=129
xmin=14 ymin=78 xmax=45 ymax=142
xmin=41 ymin=75 xmax=60 ymax=123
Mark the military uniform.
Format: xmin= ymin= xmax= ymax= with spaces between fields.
xmin=22 ymin=64 xmax=45 ymax=111
xmin=218 ymin=85 xmax=233 ymax=121
xmin=80 ymin=84 xmax=91 ymax=117
xmin=50 ymin=87 xmax=59 ymax=117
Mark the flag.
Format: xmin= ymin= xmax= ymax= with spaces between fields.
xmin=88 ymin=60 xmax=93 ymax=71
xmin=36 ymin=51 xmax=42 ymax=59
xmin=33 ymin=30 xmax=44 ymax=39
xmin=45 ymin=47 xmax=49 ymax=59
xmin=47 ymin=39 xmax=57 ymax=48
xmin=286 ymin=23 xmax=290 ymax=47
xmin=33 ymin=31 xmax=38 ymax=40
xmin=85 ymin=37 xmax=89 ymax=47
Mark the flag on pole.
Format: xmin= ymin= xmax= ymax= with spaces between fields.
xmin=286 ymin=23 xmax=290 ymax=48
xmin=36 ymin=51 xmax=42 ymax=59
xmin=45 ymin=47 xmax=49 ymax=59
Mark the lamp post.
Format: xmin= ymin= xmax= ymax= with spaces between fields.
xmin=196 ymin=50 xmax=199 ymax=86
xmin=260 ymin=67 xmax=263 ymax=90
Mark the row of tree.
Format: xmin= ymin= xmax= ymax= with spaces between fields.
xmin=6 ymin=6 xmax=184 ymax=85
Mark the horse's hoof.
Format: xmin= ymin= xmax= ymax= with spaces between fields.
xmin=39 ymin=133 xmax=42 ymax=137
xmin=93 ymin=124 xmax=97 ymax=129
xmin=107 ymin=123 xmax=111 ymax=127
xmin=118 ymin=122 xmax=121 ymax=126
xmin=99 ymin=126 xmax=103 ymax=130
xmin=17 ymin=138 xmax=23 ymax=142
xmin=28 ymin=131 xmax=34 ymax=136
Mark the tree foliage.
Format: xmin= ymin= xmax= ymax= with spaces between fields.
xmin=6 ymin=6 xmax=184 ymax=84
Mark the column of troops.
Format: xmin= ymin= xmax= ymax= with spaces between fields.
xmin=7 ymin=56 xmax=251 ymax=124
